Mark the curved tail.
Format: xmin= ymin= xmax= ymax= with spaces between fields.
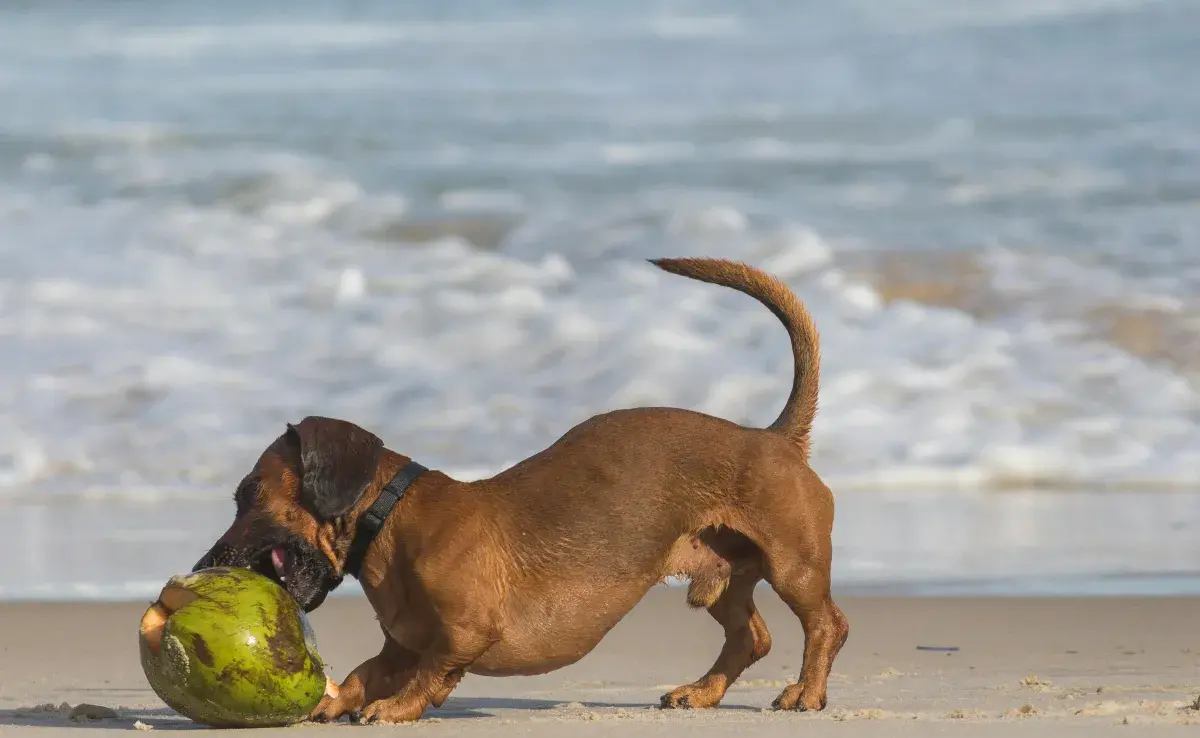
xmin=650 ymin=258 xmax=820 ymax=460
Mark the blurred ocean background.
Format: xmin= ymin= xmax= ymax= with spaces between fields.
xmin=1 ymin=0 xmax=1198 ymax=601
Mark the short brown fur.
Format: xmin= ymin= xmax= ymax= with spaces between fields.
xmin=202 ymin=258 xmax=849 ymax=724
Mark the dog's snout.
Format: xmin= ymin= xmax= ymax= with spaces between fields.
xmin=192 ymin=545 xmax=224 ymax=572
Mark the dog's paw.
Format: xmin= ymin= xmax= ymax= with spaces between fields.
xmin=357 ymin=695 xmax=427 ymax=725
xmin=309 ymin=698 xmax=349 ymax=723
xmin=660 ymin=691 xmax=693 ymax=710
xmin=771 ymin=682 xmax=826 ymax=712
xmin=659 ymin=682 xmax=723 ymax=710
xmin=309 ymin=681 xmax=363 ymax=723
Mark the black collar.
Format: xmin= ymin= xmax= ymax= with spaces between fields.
xmin=344 ymin=460 xmax=427 ymax=579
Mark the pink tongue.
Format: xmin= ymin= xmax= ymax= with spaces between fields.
xmin=271 ymin=547 xmax=287 ymax=579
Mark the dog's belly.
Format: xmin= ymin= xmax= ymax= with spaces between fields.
xmin=469 ymin=642 xmax=598 ymax=677
xmin=469 ymin=575 xmax=659 ymax=677
xmin=466 ymin=530 xmax=751 ymax=676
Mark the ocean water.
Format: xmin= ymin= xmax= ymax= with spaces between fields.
xmin=1 ymin=0 xmax=1198 ymax=600
xmin=4 ymin=491 xmax=1200 ymax=602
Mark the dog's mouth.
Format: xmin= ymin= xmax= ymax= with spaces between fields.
xmin=258 ymin=546 xmax=291 ymax=586
xmin=257 ymin=540 xmax=342 ymax=612
xmin=195 ymin=534 xmax=341 ymax=613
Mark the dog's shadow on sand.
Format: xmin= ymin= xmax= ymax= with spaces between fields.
xmin=0 ymin=697 xmax=762 ymax=731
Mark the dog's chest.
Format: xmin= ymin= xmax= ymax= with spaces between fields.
xmin=365 ymin=591 xmax=436 ymax=652
xmin=378 ymin=612 xmax=436 ymax=653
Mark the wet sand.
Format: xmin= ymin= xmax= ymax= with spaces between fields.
xmin=2 ymin=588 xmax=1199 ymax=736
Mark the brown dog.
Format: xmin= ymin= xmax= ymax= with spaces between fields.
xmin=193 ymin=258 xmax=849 ymax=724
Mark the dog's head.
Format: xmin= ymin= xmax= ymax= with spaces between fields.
xmin=193 ymin=416 xmax=386 ymax=612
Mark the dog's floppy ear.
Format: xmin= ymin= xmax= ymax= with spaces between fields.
xmin=286 ymin=416 xmax=384 ymax=520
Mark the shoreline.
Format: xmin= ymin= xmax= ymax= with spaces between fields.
xmin=3 ymin=590 xmax=1199 ymax=735
xmin=5 ymin=488 xmax=1200 ymax=602
xmin=9 ymin=573 xmax=1200 ymax=605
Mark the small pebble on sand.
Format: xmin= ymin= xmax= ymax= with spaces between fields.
xmin=68 ymin=703 xmax=119 ymax=722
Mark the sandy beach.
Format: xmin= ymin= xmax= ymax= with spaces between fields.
xmin=2 ymin=588 xmax=1198 ymax=736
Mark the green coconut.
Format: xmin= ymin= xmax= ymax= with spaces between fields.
xmin=138 ymin=567 xmax=335 ymax=728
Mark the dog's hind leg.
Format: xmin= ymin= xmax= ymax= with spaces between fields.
xmin=659 ymin=568 xmax=771 ymax=709
xmin=761 ymin=539 xmax=848 ymax=712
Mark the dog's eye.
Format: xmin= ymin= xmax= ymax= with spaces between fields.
xmin=234 ymin=477 xmax=260 ymax=516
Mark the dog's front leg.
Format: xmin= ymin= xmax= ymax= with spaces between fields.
xmin=357 ymin=624 xmax=495 ymax=724
xmin=310 ymin=634 xmax=419 ymax=723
